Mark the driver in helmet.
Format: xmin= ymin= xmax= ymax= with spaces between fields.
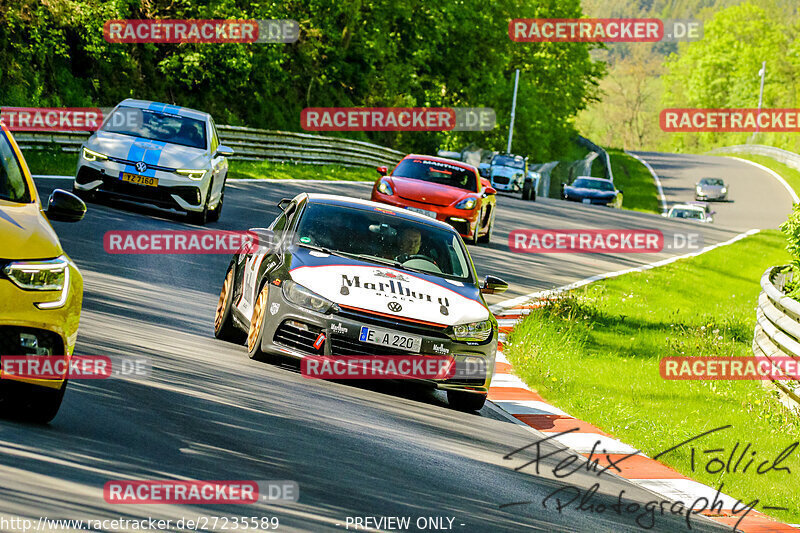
xmin=396 ymin=227 xmax=421 ymax=260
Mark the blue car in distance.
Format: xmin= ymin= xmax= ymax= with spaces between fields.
xmin=562 ymin=176 xmax=623 ymax=208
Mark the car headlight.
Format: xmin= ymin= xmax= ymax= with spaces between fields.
xmin=176 ymin=169 xmax=207 ymax=180
xmin=377 ymin=180 xmax=393 ymax=195
xmin=721 ymin=187 xmax=727 ymax=193
xmin=696 ymin=186 xmax=702 ymax=192
xmin=449 ymin=319 xmax=493 ymax=342
xmin=282 ymin=280 xmax=336 ymax=314
xmin=3 ymin=256 xmax=71 ymax=309
xmin=455 ymin=198 xmax=477 ymax=210
xmin=83 ymin=147 xmax=108 ymax=162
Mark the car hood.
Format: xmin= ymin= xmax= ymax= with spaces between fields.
xmin=491 ymin=166 xmax=524 ymax=179
xmin=698 ymin=184 xmax=724 ymax=192
xmin=389 ymin=177 xmax=472 ymax=207
xmin=289 ymin=249 xmax=489 ymax=326
xmin=565 ymin=187 xmax=616 ymax=198
xmin=87 ymin=131 xmax=209 ymax=169
xmin=0 ymin=201 xmax=63 ymax=260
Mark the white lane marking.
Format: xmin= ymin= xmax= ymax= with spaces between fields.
xmin=542 ymin=432 xmax=639 ymax=455
xmin=632 ymin=479 xmax=742 ymax=511
xmin=492 ymin=400 xmax=569 ymax=416
xmin=726 ymin=156 xmax=799 ymax=203
xmin=626 ymin=151 xmax=667 ymax=211
xmin=490 ymin=229 xmax=760 ymax=313
xmin=491 ymin=373 xmax=528 ymax=388
xmin=495 ymin=351 xmax=509 ymax=364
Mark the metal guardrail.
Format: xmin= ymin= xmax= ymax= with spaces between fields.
xmin=531 ymin=161 xmax=558 ymax=197
xmin=709 ymin=144 xmax=800 ymax=173
xmin=753 ymin=266 xmax=800 ymax=412
xmin=576 ymin=135 xmax=614 ymax=182
xmin=12 ymin=126 xmax=406 ymax=168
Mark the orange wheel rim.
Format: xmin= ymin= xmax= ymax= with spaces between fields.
xmin=247 ymin=286 xmax=268 ymax=352
xmin=215 ymin=270 xmax=233 ymax=331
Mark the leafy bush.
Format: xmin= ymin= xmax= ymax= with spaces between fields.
xmin=779 ymin=203 xmax=800 ymax=297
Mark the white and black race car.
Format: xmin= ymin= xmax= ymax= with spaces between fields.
xmin=214 ymin=194 xmax=509 ymax=411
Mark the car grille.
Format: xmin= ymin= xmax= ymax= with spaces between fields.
xmin=0 ymin=327 xmax=63 ymax=356
xmin=335 ymin=307 xmax=449 ymax=339
xmin=273 ymin=320 xmax=324 ymax=355
xmin=100 ymin=176 xmax=201 ymax=206
xmin=492 ymin=176 xmax=510 ymax=185
xmin=329 ymin=333 xmax=419 ymax=357
xmin=107 ymin=156 xmax=176 ymax=173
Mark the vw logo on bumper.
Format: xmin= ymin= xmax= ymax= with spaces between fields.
xmin=387 ymin=302 xmax=402 ymax=313
xmin=135 ymin=161 xmax=147 ymax=173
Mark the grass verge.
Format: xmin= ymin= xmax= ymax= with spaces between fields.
xmin=608 ymin=149 xmax=661 ymax=214
xmin=711 ymin=153 xmax=800 ymax=198
xmin=21 ymin=149 xmax=378 ymax=182
xmin=504 ymin=230 xmax=800 ymax=523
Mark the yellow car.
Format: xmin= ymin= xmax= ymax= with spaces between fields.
xmin=0 ymin=122 xmax=86 ymax=423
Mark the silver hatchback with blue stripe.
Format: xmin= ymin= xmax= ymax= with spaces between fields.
xmin=73 ymin=99 xmax=233 ymax=224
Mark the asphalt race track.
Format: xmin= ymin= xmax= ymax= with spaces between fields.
xmin=629 ymin=151 xmax=794 ymax=230
xmin=0 ymin=153 xmax=790 ymax=533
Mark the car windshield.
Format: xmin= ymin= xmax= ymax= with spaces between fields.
xmin=293 ymin=202 xmax=473 ymax=281
xmin=101 ymin=106 xmax=207 ymax=150
xmin=0 ymin=129 xmax=31 ymax=203
xmin=670 ymin=208 xmax=703 ymax=219
xmin=700 ymin=178 xmax=724 ymax=186
xmin=573 ymin=178 xmax=614 ymax=191
xmin=492 ymin=155 xmax=525 ymax=169
xmin=392 ymin=158 xmax=478 ymax=192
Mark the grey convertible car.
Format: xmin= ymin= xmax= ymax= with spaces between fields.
xmin=213 ymin=193 xmax=509 ymax=411
xmin=695 ymin=177 xmax=728 ymax=201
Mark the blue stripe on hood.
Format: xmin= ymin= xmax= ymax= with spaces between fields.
xmin=123 ymin=138 xmax=166 ymax=178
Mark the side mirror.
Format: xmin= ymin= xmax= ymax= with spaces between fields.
xmin=617 ymin=189 xmax=624 ymax=195
xmin=247 ymin=227 xmax=278 ymax=254
xmin=481 ymin=275 xmax=508 ymax=295
xmin=216 ymin=145 xmax=234 ymax=157
xmin=484 ymin=186 xmax=497 ymax=196
xmin=377 ymin=166 xmax=388 ymax=176
xmin=45 ymin=189 xmax=86 ymax=223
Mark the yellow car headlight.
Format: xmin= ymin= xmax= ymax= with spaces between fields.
xmin=3 ymin=256 xmax=71 ymax=309
xmin=176 ymin=169 xmax=207 ymax=180
xmin=82 ymin=147 xmax=108 ymax=162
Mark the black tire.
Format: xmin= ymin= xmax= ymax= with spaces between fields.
xmin=247 ymin=283 xmax=273 ymax=362
xmin=478 ymin=209 xmax=494 ymax=244
xmin=468 ymin=211 xmax=482 ymax=245
xmin=1 ymin=380 xmax=68 ymax=424
xmin=522 ymin=180 xmax=533 ymax=201
xmin=215 ymin=266 xmax=244 ymax=343
xmin=208 ymin=187 xmax=224 ymax=223
xmin=187 ymin=186 xmax=211 ymax=225
xmin=447 ymin=390 xmax=486 ymax=411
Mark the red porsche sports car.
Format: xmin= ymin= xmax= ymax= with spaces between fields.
xmin=370 ymin=155 xmax=497 ymax=245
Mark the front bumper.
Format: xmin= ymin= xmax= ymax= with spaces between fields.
xmin=370 ymin=192 xmax=481 ymax=239
xmin=696 ymin=191 xmax=727 ymax=201
xmin=74 ymin=155 xmax=209 ymax=213
xmin=565 ymin=195 xmax=615 ymax=206
xmin=258 ymin=286 xmax=496 ymax=393
xmin=0 ymin=261 xmax=83 ymax=390
xmin=490 ymin=176 xmax=520 ymax=191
